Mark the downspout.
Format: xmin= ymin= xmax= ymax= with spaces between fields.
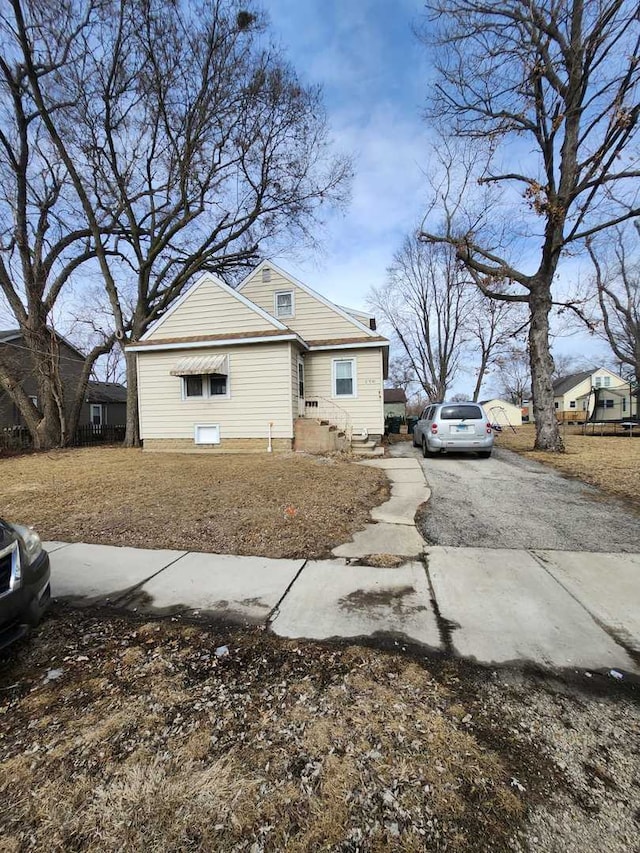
xmin=267 ymin=421 xmax=273 ymax=452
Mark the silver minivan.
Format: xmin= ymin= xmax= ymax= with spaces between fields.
xmin=413 ymin=402 xmax=494 ymax=458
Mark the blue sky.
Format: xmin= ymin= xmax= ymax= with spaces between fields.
xmin=266 ymin=0 xmax=429 ymax=307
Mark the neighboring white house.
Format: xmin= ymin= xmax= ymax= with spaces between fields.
xmin=552 ymin=367 xmax=628 ymax=422
xmin=127 ymin=262 xmax=389 ymax=453
xmin=481 ymin=398 xmax=523 ymax=428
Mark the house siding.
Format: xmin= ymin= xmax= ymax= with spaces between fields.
xmin=145 ymin=277 xmax=278 ymax=341
xmin=240 ymin=268 xmax=371 ymax=341
xmin=137 ymin=342 xmax=294 ymax=447
xmin=554 ymin=368 xmax=627 ymax=420
xmin=482 ymin=399 xmax=523 ymax=427
xmin=304 ymin=348 xmax=384 ymax=435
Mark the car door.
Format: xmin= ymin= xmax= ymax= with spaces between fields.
xmin=416 ymin=406 xmax=432 ymax=441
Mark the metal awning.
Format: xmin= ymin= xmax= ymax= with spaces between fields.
xmin=170 ymin=354 xmax=228 ymax=376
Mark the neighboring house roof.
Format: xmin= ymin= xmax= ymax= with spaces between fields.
xmin=86 ymin=381 xmax=127 ymax=403
xmin=0 ymin=329 xmax=22 ymax=343
xmin=384 ymin=389 xmax=407 ymax=404
xmin=552 ymin=370 xmax=595 ymax=396
xmin=0 ymin=327 xmax=86 ymax=360
xmin=236 ymin=260 xmax=379 ymax=338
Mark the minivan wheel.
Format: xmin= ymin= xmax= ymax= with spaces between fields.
xmin=412 ymin=432 xmax=419 ymax=447
xmin=422 ymin=437 xmax=431 ymax=458
xmin=478 ymin=450 xmax=492 ymax=459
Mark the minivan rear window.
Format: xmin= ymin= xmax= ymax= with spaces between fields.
xmin=440 ymin=405 xmax=483 ymax=420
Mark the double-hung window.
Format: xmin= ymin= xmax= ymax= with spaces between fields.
xmin=333 ymin=358 xmax=356 ymax=398
xmin=274 ymin=290 xmax=294 ymax=318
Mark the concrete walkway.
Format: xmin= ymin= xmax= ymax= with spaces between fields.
xmin=46 ymin=540 xmax=640 ymax=675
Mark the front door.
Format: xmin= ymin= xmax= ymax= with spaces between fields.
xmin=297 ymin=358 xmax=305 ymax=417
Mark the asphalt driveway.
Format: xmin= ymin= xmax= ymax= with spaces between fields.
xmin=391 ymin=442 xmax=640 ymax=551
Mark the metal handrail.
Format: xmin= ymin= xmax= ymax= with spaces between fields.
xmin=304 ymin=396 xmax=353 ymax=441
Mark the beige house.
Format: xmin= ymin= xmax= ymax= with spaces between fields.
xmin=553 ymin=367 xmax=628 ymax=422
xmin=128 ymin=262 xmax=389 ymax=454
xmin=481 ymin=398 xmax=523 ymax=428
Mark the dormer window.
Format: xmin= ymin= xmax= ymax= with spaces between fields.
xmin=274 ymin=289 xmax=294 ymax=318
xmin=262 ymin=267 xmax=271 ymax=283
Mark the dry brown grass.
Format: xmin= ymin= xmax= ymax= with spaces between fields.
xmin=496 ymin=424 xmax=640 ymax=507
xmin=0 ymin=447 xmax=388 ymax=558
xmin=0 ymin=609 xmax=543 ymax=853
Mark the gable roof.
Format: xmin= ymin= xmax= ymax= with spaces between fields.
xmin=140 ymin=272 xmax=288 ymax=341
xmin=384 ymin=388 xmax=407 ymax=404
xmin=86 ymin=381 xmax=127 ymax=403
xmin=552 ymin=369 xmax=597 ymax=396
xmin=236 ymin=260 xmax=378 ymax=338
xmin=0 ymin=327 xmax=86 ymax=360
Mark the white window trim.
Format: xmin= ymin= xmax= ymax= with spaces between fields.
xmin=181 ymin=371 xmax=231 ymax=401
xmin=332 ymin=357 xmax=357 ymax=399
xmin=274 ymin=289 xmax=295 ymax=318
xmin=194 ymin=424 xmax=221 ymax=445
xmin=90 ymin=403 xmax=103 ymax=425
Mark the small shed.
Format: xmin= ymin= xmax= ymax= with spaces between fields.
xmin=384 ymin=388 xmax=407 ymax=418
xmin=481 ymin=398 xmax=523 ymax=427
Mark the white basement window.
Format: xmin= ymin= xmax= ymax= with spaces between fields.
xmin=274 ymin=290 xmax=294 ymax=318
xmin=194 ymin=424 xmax=220 ymax=445
xmin=333 ymin=358 xmax=356 ymax=398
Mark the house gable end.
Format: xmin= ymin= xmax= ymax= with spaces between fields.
xmin=142 ymin=274 xmax=286 ymax=342
xmin=237 ymin=261 xmax=377 ymax=342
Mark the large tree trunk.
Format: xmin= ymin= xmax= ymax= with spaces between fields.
xmin=528 ymin=287 xmax=563 ymax=452
xmin=124 ymin=346 xmax=140 ymax=448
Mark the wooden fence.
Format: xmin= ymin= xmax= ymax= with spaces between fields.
xmin=1 ymin=424 xmax=126 ymax=453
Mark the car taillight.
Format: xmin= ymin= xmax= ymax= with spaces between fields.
xmin=431 ymin=423 xmax=438 ymax=434
xmin=486 ymin=422 xmax=492 ymax=434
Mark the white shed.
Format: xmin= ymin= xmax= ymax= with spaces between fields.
xmin=481 ymin=399 xmax=523 ymax=427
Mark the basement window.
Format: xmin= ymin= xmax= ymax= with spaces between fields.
xmin=194 ymin=424 xmax=220 ymax=445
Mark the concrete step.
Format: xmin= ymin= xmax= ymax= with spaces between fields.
xmin=352 ymin=443 xmax=384 ymax=457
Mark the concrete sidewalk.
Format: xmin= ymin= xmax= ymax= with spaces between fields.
xmin=46 ymin=540 xmax=640 ymax=675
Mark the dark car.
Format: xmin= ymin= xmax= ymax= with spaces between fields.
xmin=0 ymin=519 xmax=50 ymax=650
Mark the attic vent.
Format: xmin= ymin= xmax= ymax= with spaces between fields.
xmin=262 ymin=267 xmax=271 ymax=283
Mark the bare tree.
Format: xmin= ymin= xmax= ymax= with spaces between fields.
xmin=587 ymin=224 xmax=640 ymax=415
xmin=467 ymin=296 xmax=528 ymax=401
xmin=385 ymin=355 xmax=416 ymax=392
xmin=419 ymin=0 xmax=640 ymax=451
xmin=370 ymin=237 xmax=471 ymax=402
xmin=492 ymin=347 xmax=531 ymax=407
xmin=0 ymin=2 xmax=114 ymax=448
xmin=10 ymin=0 xmax=350 ymax=446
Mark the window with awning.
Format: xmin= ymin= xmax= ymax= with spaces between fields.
xmin=172 ymin=354 xmax=229 ymax=399
xmin=170 ymin=354 xmax=229 ymax=376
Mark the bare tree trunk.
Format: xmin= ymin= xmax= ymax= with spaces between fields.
xmin=124 ymin=347 xmax=140 ymax=448
xmin=528 ymin=288 xmax=563 ymax=452
xmin=472 ymin=354 xmax=489 ymax=402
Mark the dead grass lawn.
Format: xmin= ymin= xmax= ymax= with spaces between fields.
xmin=496 ymin=424 xmax=640 ymax=507
xmin=0 ymin=447 xmax=388 ymax=558
xmin=0 ymin=610 xmax=542 ymax=853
